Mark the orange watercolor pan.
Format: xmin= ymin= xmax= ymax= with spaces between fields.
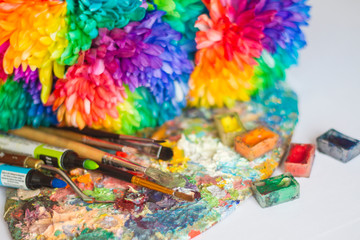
xmin=235 ymin=127 xmax=279 ymax=161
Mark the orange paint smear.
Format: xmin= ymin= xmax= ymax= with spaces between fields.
xmin=189 ymin=230 xmax=201 ymax=239
xmin=243 ymin=128 xmax=276 ymax=147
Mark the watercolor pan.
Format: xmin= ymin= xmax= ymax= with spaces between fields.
xmin=214 ymin=112 xmax=245 ymax=147
xmin=251 ymin=173 xmax=300 ymax=208
xmin=235 ymin=127 xmax=279 ymax=161
xmin=284 ymin=143 xmax=315 ymax=177
xmin=316 ymin=129 xmax=360 ymax=163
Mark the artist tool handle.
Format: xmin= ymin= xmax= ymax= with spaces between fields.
xmin=39 ymin=127 xmax=84 ymax=142
xmin=10 ymin=127 xmax=105 ymax=163
xmin=102 ymin=154 xmax=144 ymax=172
xmin=97 ymin=163 xmax=133 ymax=183
xmin=82 ymin=136 xmax=124 ymax=151
xmin=0 ymin=151 xmax=29 ymax=167
xmin=131 ymin=176 xmax=174 ymax=195
xmin=40 ymin=127 xmax=125 ymax=151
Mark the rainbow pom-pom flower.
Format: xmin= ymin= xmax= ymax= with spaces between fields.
xmin=0 ymin=0 xmax=309 ymax=134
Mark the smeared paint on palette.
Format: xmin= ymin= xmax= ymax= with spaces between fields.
xmin=317 ymin=129 xmax=360 ymax=163
xmin=4 ymin=83 xmax=298 ymax=239
xmin=214 ymin=112 xmax=245 ymax=147
xmin=251 ymin=173 xmax=300 ymax=208
xmin=284 ymin=143 xmax=315 ymax=177
xmin=235 ymin=127 xmax=279 ymax=161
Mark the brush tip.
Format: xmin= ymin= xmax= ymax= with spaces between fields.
xmin=159 ymin=146 xmax=173 ymax=161
xmin=83 ymin=159 xmax=99 ymax=170
xmin=174 ymin=191 xmax=197 ymax=202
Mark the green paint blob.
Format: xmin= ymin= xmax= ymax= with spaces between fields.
xmin=83 ymin=188 xmax=116 ymax=202
xmin=73 ymin=228 xmax=115 ymax=240
xmin=54 ymin=230 xmax=62 ymax=237
xmin=83 ymin=160 xmax=99 ymax=170
xmin=227 ymin=189 xmax=240 ymax=200
xmin=200 ymin=189 xmax=219 ymax=208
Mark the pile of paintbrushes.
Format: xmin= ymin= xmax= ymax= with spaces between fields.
xmin=0 ymin=126 xmax=196 ymax=203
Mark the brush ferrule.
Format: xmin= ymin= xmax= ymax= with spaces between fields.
xmin=24 ymin=158 xmax=45 ymax=170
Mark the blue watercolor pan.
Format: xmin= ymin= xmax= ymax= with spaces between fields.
xmin=316 ymin=129 xmax=360 ymax=163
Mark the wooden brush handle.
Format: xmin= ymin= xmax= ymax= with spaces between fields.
xmin=9 ymin=127 xmax=105 ymax=163
xmin=39 ymin=127 xmax=84 ymax=142
xmin=0 ymin=151 xmax=28 ymax=167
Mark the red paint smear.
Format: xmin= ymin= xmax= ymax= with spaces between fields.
xmin=116 ymin=151 xmax=128 ymax=158
xmin=233 ymin=179 xmax=252 ymax=190
xmin=287 ymin=145 xmax=312 ymax=164
xmin=196 ymin=175 xmax=218 ymax=185
xmin=189 ymin=230 xmax=201 ymax=239
xmin=12 ymin=209 xmax=24 ymax=221
xmin=114 ymin=198 xmax=136 ymax=213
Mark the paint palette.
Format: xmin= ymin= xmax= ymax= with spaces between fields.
xmin=317 ymin=129 xmax=360 ymax=163
xmin=3 ymin=82 xmax=299 ymax=240
xmin=284 ymin=143 xmax=315 ymax=177
xmin=214 ymin=112 xmax=245 ymax=147
xmin=251 ymin=173 xmax=300 ymax=208
xmin=235 ymin=127 xmax=279 ymax=161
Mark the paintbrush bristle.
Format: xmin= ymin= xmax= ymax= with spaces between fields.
xmin=144 ymin=167 xmax=186 ymax=188
xmin=173 ymin=191 xmax=195 ymax=202
xmin=159 ymin=146 xmax=173 ymax=161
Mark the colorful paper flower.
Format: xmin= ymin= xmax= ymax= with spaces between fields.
xmin=0 ymin=41 xmax=9 ymax=82
xmin=0 ymin=0 xmax=309 ymax=134
xmin=86 ymin=11 xmax=192 ymax=104
xmin=148 ymin=0 xmax=207 ymax=53
xmin=60 ymin=0 xmax=147 ymax=66
xmin=188 ymin=0 xmax=275 ymax=107
xmin=47 ymin=59 xmax=127 ymax=129
xmin=0 ymin=0 xmax=68 ymax=103
xmin=13 ymin=68 xmax=58 ymax=128
xmin=116 ymin=85 xmax=187 ymax=134
xmin=251 ymin=0 xmax=311 ymax=92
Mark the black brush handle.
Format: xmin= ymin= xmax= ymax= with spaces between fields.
xmin=58 ymin=127 xmax=164 ymax=143
xmin=59 ymin=127 xmax=118 ymax=139
xmin=97 ymin=163 xmax=133 ymax=183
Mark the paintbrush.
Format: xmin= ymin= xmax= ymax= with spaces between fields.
xmin=55 ymin=127 xmax=173 ymax=160
xmin=97 ymin=163 xmax=195 ymax=202
xmin=9 ymin=127 xmax=185 ymax=188
xmin=61 ymin=126 xmax=166 ymax=143
xmin=0 ymin=151 xmax=112 ymax=203
xmin=39 ymin=127 xmax=173 ymax=161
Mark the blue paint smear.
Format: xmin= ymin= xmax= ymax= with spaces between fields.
xmin=254 ymin=83 xmax=299 ymax=129
xmin=125 ymin=201 xmax=209 ymax=239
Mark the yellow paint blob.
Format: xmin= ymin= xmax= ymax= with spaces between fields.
xmin=220 ymin=115 xmax=243 ymax=133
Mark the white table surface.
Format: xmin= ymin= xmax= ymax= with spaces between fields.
xmin=1 ymin=0 xmax=360 ymax=239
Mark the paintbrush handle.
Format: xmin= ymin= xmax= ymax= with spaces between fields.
xmin=40 ymin=127 xmax=124 ymax=151
xmin=39 ymin=127 xmax=84 ymax=142
xmin=131 ymin=176 xmax=174 ymax=195
xmin=10 ymin=127 xmax=145 ymax=172
xmin=10 ymin=127 xmax=106 ymax=163
xmin=0 ymin=151 xmax=28 ymax=166
xmin=0 ymin=151 xmax=44 ymax=169
xmin=60 ymin=126 xmax=164 ymax=143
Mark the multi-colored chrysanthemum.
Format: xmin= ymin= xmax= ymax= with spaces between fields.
xmin=148 ymin=0 xmax=207 ymax=53
xmin=0 ymin=0 xmax=309 ymax=133
xmin=189 ymin=0 xmax=310 ymax=107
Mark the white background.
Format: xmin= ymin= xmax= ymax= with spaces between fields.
xmin=1 ymin=0 xmax=360 ymax=239
xmin=197 ymin=0 xmax=360 ymax=239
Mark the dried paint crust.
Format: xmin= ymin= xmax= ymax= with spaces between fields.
xmin=4 ymin=82 xmax=298 ymax=240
